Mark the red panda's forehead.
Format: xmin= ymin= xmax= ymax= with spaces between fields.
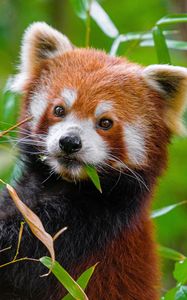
xmin=38 ymin=49 xmax=146 ymax=120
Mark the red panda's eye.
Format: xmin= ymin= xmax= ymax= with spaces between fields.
xmin=98 ymin=118 xmax=113 ymax=130
xmin=54 ymin=106 xmax=65 ymax=117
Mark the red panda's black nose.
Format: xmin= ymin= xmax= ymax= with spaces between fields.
xmin=59 ymin=135 xmax=82 ymax=154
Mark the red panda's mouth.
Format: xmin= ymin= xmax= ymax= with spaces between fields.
xmin=53 ymin=155 xmax=88 ymax=181
xmin=57 ymin=155 xmax=83 ymax=169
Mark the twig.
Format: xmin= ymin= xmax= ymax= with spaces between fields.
xmin=0 ymin=116 xmax=32 ymax=138
xmin=0 ymin=246 xmax=12 ymax=253
xmin=0 ymin=179 xmax=6 ymax=185
xmin=13 ymin=222 xmax=25 ymax=261
xmin=53 ymin=227 xmax=68 ymax=242
xmin=0 ymin=220 xmax=39 ymax=269
xmin=0 ymin=257 xmax=39 ymax=269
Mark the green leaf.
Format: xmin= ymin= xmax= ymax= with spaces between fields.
xmin=90 ymin=1 xmax=118 ymax=38
xmin=175 ymin=285 xmax=187 ymax=300
xmin=158 ymin=245 xmax=186 ymax=261
xmin=0 ymin=91 xmax=21 ymax=130
xmin=75 ymin=263 xmax=97 ymax=291
xmin=70 ymin=0 xmax=89 ymax=19
xmin=163 ymin=285 xmax=187 ymax=300
xmin=152 ymin=26 xmax=171 ymax=64
xmin=110 ymin=30 xmax=177 ymax=56
xmin=40 ymin=257 xmax=88 ymax=300
xmin=62 ymin=263 xmax=98 ymax=300
xmin=110 ymin=32 xmax=152 ymax=56
xmin=166 ymin=40 xmax=187 ymax=50
xmin=140 ymin=39 xmax=187 ymax=51
xmin=174 ymin=259 xmax=187 ymax=284
xmin=84 ymin=165 xmax=102 ymax=193
xmin=162 ymin=287 xmax=178 ymax=300
xmin=70 ymin=0 xmax=118 ymax=38
xmin=151 ymin=201 xmax=187 ymax=219
xmin=157 ymin=14 xmax=187 ymax=27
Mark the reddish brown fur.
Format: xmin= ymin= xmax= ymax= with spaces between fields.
xmin=19 ymin=49 xmax=173 ymax=300
xmin=54 ymin=209 xmax=160 ymax=300
xmin=86 ymin=216 xmax=160 ymax=300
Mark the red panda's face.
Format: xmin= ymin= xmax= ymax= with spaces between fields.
xmin=23 ymin=50 xmax=154 ymax=180
xmin=10 ymin=23 xmax=187 ymax=181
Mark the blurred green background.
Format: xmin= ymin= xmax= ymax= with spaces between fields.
xmin=0 ymin=0 xmax=187 ymax=293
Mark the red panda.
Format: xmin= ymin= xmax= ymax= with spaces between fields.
xmin=0 ymin=22 xmax=187 ymax=300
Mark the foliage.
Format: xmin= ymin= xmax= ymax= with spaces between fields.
xmin=40 ymin=256 xmax=97 ymax=300
xmin=0 ymin=0 xmax=187 ymax=299
xmin=0 ymin=179 xmax=96 ymax=299
xmin=84 ymin=165 xmax=102 ymax=192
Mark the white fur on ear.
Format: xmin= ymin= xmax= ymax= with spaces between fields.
xmin=142 ymin=64 xmax=187 ymax=135
xmin=143 ymin=65 xmax=187 ymax=98
xmin=6 ymin=73 xmax=29 ymax=93
xmin=21 ymin=22 xmax=73 ymax=73
xmin=9 ymin=22 xmax=73 ymax=92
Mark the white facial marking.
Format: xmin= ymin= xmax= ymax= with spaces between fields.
xmin=95 ymin=101 xmax=113 ymax=117
xmin=124 ymin=121 xmax=146 ymax=165
xmin=30 ymin=90 xmax=48 ymax=126
xmin=61 ymin=88 xmax=77 ymax=108
xmin=46 ymin=114 xmax=108 ymax=176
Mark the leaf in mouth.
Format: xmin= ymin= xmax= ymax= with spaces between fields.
xmin=84 ymin=165 xmax=102 ymax=193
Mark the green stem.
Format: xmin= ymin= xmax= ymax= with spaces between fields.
xmin=0 ymin=257 xmax=39 ymax=269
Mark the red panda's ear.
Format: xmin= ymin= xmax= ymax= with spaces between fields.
xmin=142 ymin=65 xmax=187 ymax=135
xmin=8 ymin=22 xmax=73 ymax=93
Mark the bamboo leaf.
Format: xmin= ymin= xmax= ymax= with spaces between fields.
xmin=152 ymin=26 xmax=171 ymax=64
xmin=163 ymin=40 xmax=187 ymax=50
xmin=0 ymin=180 xmax=55 ymax=275
xmin=84 ymin=165 xmax=102 ymax=193
xmin=90 ymin=1 xmax=118 ymax=38
xmin=40 ymin=256 xmax=88 ymax=300
xmin=70 ymin=0 xmax=119 ymax=38
xmin=175 ymin=285 xmax=187 ymax=300
xmin=62 ymin=263 xmax=98 ymax=300
xmin=110 ymin=32 xmax=152 ymax=56
xmin=140 ymin=39 xmax=187 ymax=51
xmin=162 ymin=287 xmax=178 ymax=300
xmin=151 ymin=201 xmax=187 ymax=219
xmin=110 ymin=30 xmax=176 ymax=56
xmin=158 ymin=245 xmax=186 ymax=261
xmin=174 ymin=259 xmax=187 ymax=284
xmin=70 ymin=0 xmax=89 ymax=19
xmin=157 ymin=14 xmax=187 ymax=27
xmin=0 ymin=91 xmax=21 ymax=130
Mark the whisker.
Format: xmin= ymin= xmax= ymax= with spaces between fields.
xmin=105 ymin=154 xmax=149 ymax=192
xmin=41 ymin=170 xmax=55 ymax=184
xmin=18 ymin=149 xmax=48 ymax=155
